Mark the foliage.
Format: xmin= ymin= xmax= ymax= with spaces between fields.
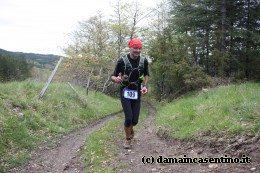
xmin=155 ymin=82 xmax=260 ymax=139
xmin=168 ymin=0 xmax=259 ymax=78
xmin=149 ymin=32 xmax=210 ymax=100
xmin=60 ymin=1 xmax=152 ymax=95
xmin=149 ymin=0 xmax=259 ymax=100
xmin=0 ymin=80 xmax=121 ymax=171
xmin=64 ymin=0 xmax=148 ymax=62
xmin=58 ymin=0 xmax=259 ymax=100
xmin=55 ymin=56 xmax=115 ymax=95
xmin=65 ymin=13 xmax=110 ymax=59
xmin=0 ymin=53 xmax=31 ymax=82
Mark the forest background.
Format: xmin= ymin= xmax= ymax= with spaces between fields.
xmin=0 ymin=0 xmax=259 ymax=100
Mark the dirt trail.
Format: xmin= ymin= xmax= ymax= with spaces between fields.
xmin=113 ymin=102 xmax=259 ymax=173
xmin=9 ymin=111 xmax=122 ymax=173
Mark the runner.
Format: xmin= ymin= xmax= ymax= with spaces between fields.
xmin=111 ymin=38 xmax=150 ymax=149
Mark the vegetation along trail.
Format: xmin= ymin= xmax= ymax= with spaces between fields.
xmin=110 ymin=102 xmax=259 ymax=173
xmin=10 ymin=102 xmax=259 ymax=173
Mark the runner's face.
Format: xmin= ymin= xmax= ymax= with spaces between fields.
xmin=130 ymin=47 xmax=142 ymax=59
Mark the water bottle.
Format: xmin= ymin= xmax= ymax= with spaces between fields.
xmin=122 ymin=74 xmax=129 ymax=85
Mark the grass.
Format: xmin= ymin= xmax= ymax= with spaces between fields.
xmin=85 ymin=104 xmax=148 ymax=173
xmin=1 ymin=80 xmax=258 ymax=172
xmin=155 ymin=82 xmax=260 ymax=139
xmin=0 ymin=80 xmax=121 ymax=172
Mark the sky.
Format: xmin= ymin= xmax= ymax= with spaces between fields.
xmin=0 ymin=0 xmax=156 ymax=56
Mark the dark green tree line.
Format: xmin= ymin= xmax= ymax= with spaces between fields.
xmin=149 ymin=0 xmax=259 ymax=100
xmin=0 ymin=54 xmax=31 ymax=82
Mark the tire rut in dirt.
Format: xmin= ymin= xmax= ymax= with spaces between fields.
xmin=10 ymin=111 xmax=122 ymax=173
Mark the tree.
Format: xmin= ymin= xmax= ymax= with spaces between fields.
xmin=109 ymin=0 xmax=153 ymax=60
xmin=109 ymin=0 xmax=131 ymax=60
xmin=149 ymin=30 xmax=210 ymax=100
xmin=65 ymin=12 xmax=110 ymax=59
xmin=148 ymin=0 xmax=171 ymax=35
xmin=62 ymin=1 xmax=153 ymax=95
xmin=0 ymin=53 xmax=31 ymax=82
xmin=165 ymin=0 xmax=259 ymax=80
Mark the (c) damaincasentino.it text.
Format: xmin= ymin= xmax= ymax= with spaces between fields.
xmin=142 ymin=155 xmax=251 ymax=164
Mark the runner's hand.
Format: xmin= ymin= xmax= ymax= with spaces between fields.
xmin=113 ymin=73 xmax=122 ymax=84
xmin=141 ymin=86 xmax=148 ymax=95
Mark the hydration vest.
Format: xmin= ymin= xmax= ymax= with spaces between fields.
xmin=121 ymin=55 xmax=145 ymax=87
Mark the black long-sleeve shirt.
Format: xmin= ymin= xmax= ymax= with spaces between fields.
xmin=113 ymin=53 xmax=149 ymax=90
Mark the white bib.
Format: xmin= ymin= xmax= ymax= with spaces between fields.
xmin=123 ymin=88 xmax=138 ymax=100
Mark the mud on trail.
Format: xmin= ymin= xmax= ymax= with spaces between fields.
xmin=10 ymin=103 xmax=259 ymax=173
xmin=111 ymin=102 xmax=259 ymax=173
xmin=9 ymin=111 xmax=123 ymax=173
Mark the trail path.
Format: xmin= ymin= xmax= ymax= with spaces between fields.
xmin=10 ymin=111 xmax=122 ymax=173
xmin=113 ymin=102 xmax=259 ymax=173
xmin=10 ymin=103 xmax=259 ymax=173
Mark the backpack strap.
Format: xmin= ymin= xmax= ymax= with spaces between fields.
xmin=123 ymin=55 xmax=132 ymax=74
xmin=139 ymin=56 xmax=145 ymax=69
xmin=123 ymin=55 xmax=144 ymax=71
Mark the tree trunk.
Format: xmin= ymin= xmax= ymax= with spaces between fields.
xmin=245 ymin=0 xmax=251 ymax=79
xmin=221 ymin=0 xmax=227 ymax=53
xmin=86 ymin=67 xmax=94 ymax=95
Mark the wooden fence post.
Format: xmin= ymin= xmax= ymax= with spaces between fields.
xmin=39 ymin=57 xmax=63 ymax=99
xmin=68 ymin=82 xmax=87 ymax=107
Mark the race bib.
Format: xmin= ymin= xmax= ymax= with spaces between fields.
xmin=123 ymin=88 xmax=138 ymax=100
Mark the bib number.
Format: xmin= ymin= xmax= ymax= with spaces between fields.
xmin=123 ymin=88 xmax=138 ymax=100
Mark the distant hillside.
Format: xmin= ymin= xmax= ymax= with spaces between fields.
xmin=0 ymin=48 xmax=60 ymax=69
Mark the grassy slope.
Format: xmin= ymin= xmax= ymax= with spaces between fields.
xmin=0 ymin=80 xmax=121 ymax=171
xmin=155 ymin=82 xmax=260 ymax=139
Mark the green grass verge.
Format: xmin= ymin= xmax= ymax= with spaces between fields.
xmin=0 ymin=80 xmax=121 ymax=172
xmin=85 ymin=104 xmax=148 ymax=173
xmin=155 ymin=82 xmax=260 ymax=139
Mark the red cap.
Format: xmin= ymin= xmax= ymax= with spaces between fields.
xmin=128 ymin=38 xmax=142 ymax=48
